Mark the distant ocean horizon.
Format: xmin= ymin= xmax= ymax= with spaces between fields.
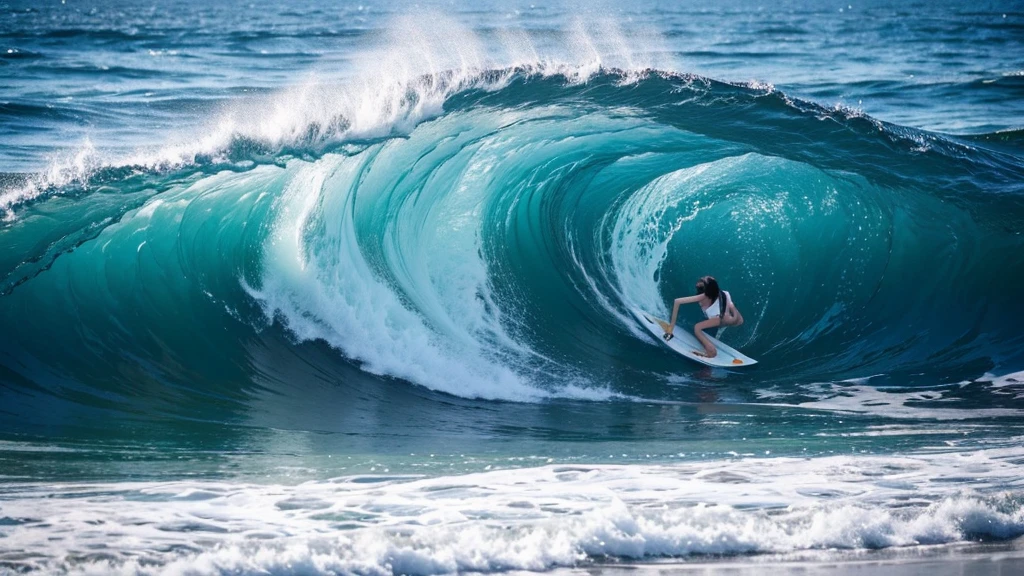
xmin=2 ymin=1 xmax=1023 ymax=573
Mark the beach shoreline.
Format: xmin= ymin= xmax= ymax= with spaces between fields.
xmin=575 ymin=538 xmax=1024 ymax=575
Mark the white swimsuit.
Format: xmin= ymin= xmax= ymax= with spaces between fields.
xmin=702 ymin=291 xmax=730 ymax=319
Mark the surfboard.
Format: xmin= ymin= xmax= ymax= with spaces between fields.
xmin=631 ymin=308 xmax=758 ymax=368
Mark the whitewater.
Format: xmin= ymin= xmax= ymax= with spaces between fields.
xmin=2 ymin=1 xmax=1024 ymax=573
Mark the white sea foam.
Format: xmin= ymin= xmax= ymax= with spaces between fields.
xmin=2 ymin=448 xmax=1023 ymax=574
xmin=1 ymin=15 xmax=671 ymax=217
xmin=797 ymin=384 xmax=1024 ymax=420
xmin=980 ymin=371 xmax=1024 ymax=388
xmin=978 ymin=371 xmax=1024 ymax=400
xmin=245 ymin=155 xmax=549 ymax=402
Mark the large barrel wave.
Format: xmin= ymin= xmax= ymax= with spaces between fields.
xmin=2 ymin=68 xmax=1024 ymax=428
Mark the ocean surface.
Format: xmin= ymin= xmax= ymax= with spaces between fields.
xmin=2 ymin=0 xmax=1024 ymax=573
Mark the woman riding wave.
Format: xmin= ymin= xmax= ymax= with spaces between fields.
xmin=663 ymin=275 xmax=744 ymax=358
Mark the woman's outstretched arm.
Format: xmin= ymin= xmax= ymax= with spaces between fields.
xmin=666 ymin=295 xmax=703 ymax=334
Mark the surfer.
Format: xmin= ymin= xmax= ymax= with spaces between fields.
xmin=662 ymin=276 xmax=743 ymax=358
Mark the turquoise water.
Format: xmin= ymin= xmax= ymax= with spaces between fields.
xmin=2 ymin=0 xmax=1024 ymax=573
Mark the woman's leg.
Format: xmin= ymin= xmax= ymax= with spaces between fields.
xmin=694 ymin=318 xmax=720 ymax=357
xmin=722 ymin=301 xmax=744 ymax=327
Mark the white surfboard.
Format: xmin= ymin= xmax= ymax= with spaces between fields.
xmin=631 ymin=308 xmax=758 ymax=368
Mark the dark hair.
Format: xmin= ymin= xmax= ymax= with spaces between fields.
xmin=695 ymin=275 xmax=720 ymax=301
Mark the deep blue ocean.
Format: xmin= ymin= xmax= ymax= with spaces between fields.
xmin=2 ymin=0 xmax=1024 ymax=573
